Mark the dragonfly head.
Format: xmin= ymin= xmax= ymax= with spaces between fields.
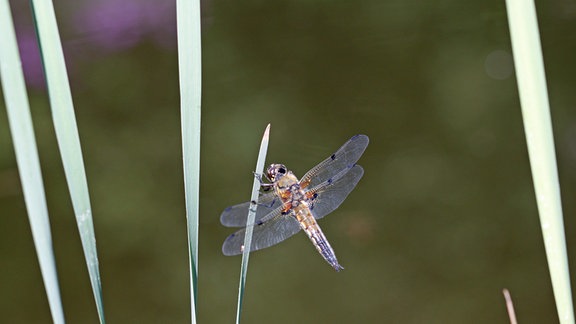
xmin=266 ymin=164 xmax=287 ymax=182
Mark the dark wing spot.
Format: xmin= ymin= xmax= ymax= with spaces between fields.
xmin=327 ymin=178 xmax=333 ymax=184
xmin=330 ymin=153 xmax=336 ymax=160
xmin=228 ymin=233 xmax=236 ymax=239
xmin=250 ymin=200 xmax=257 ymax=204
xmin=312 ymin=193 xmax=318 ymax=199
xmin=257 ymin=221 xmax=264 ymax=226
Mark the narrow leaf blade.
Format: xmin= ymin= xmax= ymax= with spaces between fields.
xmin=236 ymin=124 xmax=271 ymax=324
xmin=0 ymin=1 xmax=64 ymax=322
xmin=506 ymin=0 xmax=575 ymax=322
xmin=177 ymin=0 xmax=202 ymax=321
xmin=30 ymin=0 xmax=105 ymax=321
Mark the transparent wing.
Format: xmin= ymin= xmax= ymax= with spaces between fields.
xmin=220 ymin=191 xmax=283 ymax=227
xmin=222 ymin=212 xmax=302 ymax=256
xmin=308 ymin=165 xmax=364 ymax=220
xmin=300 ymin=134 xmax=369 ymax=190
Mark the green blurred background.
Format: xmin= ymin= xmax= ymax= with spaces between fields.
xmin=1 ymin=0 xmax=576 ymax=322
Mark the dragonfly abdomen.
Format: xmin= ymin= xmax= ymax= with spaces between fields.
xmin=294 ymin=205 xmax=344 ymax=271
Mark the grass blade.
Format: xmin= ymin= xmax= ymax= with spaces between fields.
xmin=30 ymin=0 xmax=105 ymax=322
xmin=505 ymin=0 xmax=575 ymax=322
xmin=236 ymin=124 xmax=271 ymax=324
xmin=0 ymin=1 xmax=64 ymax=322
xmin=176 ymin=0 xmax=202 ymax=321
xmin=502 ymin=289 xmax=518 ymax=324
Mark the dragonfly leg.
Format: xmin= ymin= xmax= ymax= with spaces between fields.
xmin=253 ymin=172 xmax=274 ymax=191
xmin=261 ymin=183 xmax=273 ymax=192
xmin=253 ymin=171 xmax=264 ymax=181
xmin=253 ymin=171 xmax=273 ymax=183
xmin=251 ymin=196 xmax=278 ymax=209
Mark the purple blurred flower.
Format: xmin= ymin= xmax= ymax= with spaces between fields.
xmin=11 ymin=0 xmax=179 ymax=89
xmin=74 ymin=0 xmax=176 ymax=52
xmin=16 ymin=28 xmax=45 ymax=89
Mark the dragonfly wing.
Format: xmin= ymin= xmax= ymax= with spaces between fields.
xmin=220 ymin=191 xmax=282 ymax=227
xmin=222 ymin=212 xmax=302 ymax=256
xmin=300 ymin=134 xmax=369 ymax=189
xmin=308 ymin=165 xmax=364 ymax=220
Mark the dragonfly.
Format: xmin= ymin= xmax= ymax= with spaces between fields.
xmin=220 ymin=134 xmax=369 ymax=271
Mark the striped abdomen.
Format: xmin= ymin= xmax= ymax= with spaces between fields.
xmin=293 ymin=203 xmax=344 ymax=271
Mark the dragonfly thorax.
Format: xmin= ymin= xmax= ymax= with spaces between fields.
xmin=268 ymin=165 xmax=302 ymax=205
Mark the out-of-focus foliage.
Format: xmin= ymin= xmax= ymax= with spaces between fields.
xmin=1 ymin=0 xmax=575 ymax=323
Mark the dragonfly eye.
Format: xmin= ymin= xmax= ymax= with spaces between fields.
xmin=266 ymin=164 xmax=287 ymax=181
